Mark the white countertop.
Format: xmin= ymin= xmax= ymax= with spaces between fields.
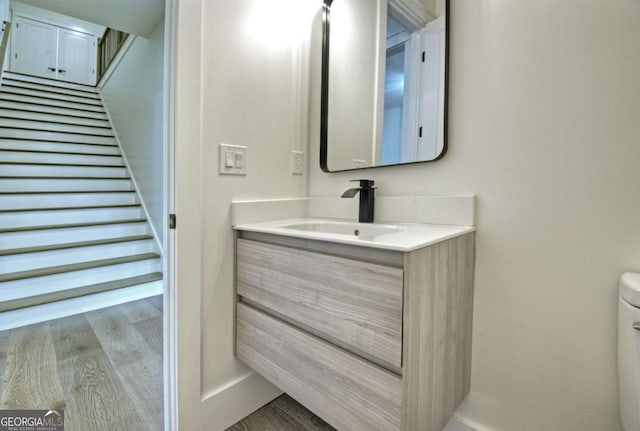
xmin=233 ymin=218 xmax=476 ymax=252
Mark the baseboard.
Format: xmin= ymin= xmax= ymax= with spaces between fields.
xmin=0 ymin=280 xmax=163 ymax=331
xmin=201 ymin=371 xmax=283 ymax=431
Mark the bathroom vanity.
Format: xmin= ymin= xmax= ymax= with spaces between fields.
xmin=233 ymin=219 xmax=475 ymax=431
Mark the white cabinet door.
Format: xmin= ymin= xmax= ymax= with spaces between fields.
xmin=11 ymin=16 xmax=57 ymax=79
xmin=58 ymin=28 xmax=97 ymax=85
xmin=10 ymin=16 xmax=97 ymax=86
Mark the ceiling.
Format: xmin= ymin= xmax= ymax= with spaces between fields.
xmin=16 ymin=0 xmax=164 ymax=36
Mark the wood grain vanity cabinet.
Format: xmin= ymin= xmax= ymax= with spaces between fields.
xmin=235 ymin=230 xmax=475 ymax=431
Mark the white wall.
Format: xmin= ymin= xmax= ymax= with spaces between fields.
xmin=198 ymin=0 xmax=312 ymax=428
xmin=309 ymin=1 xmax=640 ymax=430
xmin=101 ymin=20 xmax=165 ymax=248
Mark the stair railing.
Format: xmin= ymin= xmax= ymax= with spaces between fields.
xmin=0 ymin=21 xmax=11 ymax=81
xmin=97 ymin=27 xmax=129 ymax=83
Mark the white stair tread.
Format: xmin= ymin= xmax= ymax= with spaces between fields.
xmin=0 ymin=234 xmax=153 ymax=256
xmin=0 ymin=258 xmax=161 ymax=302
xmin=0 ymin=140 xmax=120 ymax=155
xmin=0 ymin=100 xmax=108 ymax=120
xmin=0 ymin=164 xmax=128 ymax=178
xmin=0 ymin=252 xmax=160 ymax=282
xmin=0 ymin=221 xmax=149 ymax=250
xmin=0 ymin=93 xmax=105 ymax=113
xmin=0 ymin=87 xmax=103 ymax=106
xmin=0 ymin=129 xmax=115 ymax=145
xmin=2 ymin=72 xmax=99 ymax=93
xmin=1 ymin=79 xmax=101 ymax=99
xmin=0 ymin=150 xmax=123 ymax=166
xmin=0 ymin=238 xmax=157 ymax=274
xmin=0 ymin=273 xmax=163 ymax=313
xmin=0 ymin=109 xmax=110 ymax=127
xmin=0 ymin=192 xmax=138 ymax=211
xmin=0 ymin=218 xmax=146 ymax=232
xmin=0 ymin=206 xmax=142 ymax=230
xmin=0 ymin=118 xmax=113 ymax=136
xmin=0 ymin=178 xmax=132 ymax=192
xmin=0 ymin=281 xmax=163 ymax=331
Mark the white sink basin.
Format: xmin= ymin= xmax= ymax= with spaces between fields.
xmin=281 ymin=221 xmax=403 ymax=238
xmin=233 ymin=218 xmax=475 ymax=252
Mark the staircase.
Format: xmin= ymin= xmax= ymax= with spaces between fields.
xmin=0 ymin=71 xmax=163 ymax=329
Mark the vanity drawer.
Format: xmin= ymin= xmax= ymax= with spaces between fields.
xmin=236 ymin=238 xmax=404 ymax=369
xmin=237 ymin=303 xmax=402 ymax=431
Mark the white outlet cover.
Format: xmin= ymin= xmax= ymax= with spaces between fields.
xmin=219 ymin=143 xmax=247 ymax=175
xmin=291 ymin=150 xmax=303 ymax=175
xmin=352 ymin=159 xmax=368 ymax=169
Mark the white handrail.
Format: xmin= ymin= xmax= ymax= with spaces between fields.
xmin=0 ymin=21 xmax=11 ymax=82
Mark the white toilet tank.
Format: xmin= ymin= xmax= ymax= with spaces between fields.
xmin=619 ymin=272 xmax=640 ymax=431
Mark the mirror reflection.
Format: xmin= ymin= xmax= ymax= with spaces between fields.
xmin=321 ymin=0 xmax=448 ymax=172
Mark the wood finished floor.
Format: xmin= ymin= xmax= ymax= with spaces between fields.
xmin=227 ymin=394 xmax=335 ymax=431
xmin=0 ymin=296 xmax=163 ymax=431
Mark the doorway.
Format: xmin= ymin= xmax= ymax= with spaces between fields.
xmin=0 ymin=0 xmax=177 ymax=428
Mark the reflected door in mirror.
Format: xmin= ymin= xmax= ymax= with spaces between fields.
xmin=321 ymin=0 xmax=448 ymax=172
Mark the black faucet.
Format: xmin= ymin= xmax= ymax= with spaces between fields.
xmin=341 ymin=179 xmax=376 ymax=223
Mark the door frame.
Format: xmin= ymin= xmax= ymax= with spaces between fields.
xmin=163 ymin=0 xmax=203 ymax=430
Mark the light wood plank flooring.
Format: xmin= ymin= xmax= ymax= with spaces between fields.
xmin=0 ymin=296 xmax=163 ymax=431
xmin=227 ymin=394 xmax=335 ymax=431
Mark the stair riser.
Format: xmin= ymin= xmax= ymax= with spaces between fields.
xmin=1 ymin=164 xmax=128 ymax=178
xmin=0 ymin=179 xmax=133 ymax=192
xmin=0 ymin=222 xmax=149 ymax=250
xmin=0 ymin=207 xmax=143 ymax=229
xmin=0 ymin=140 xmax=120 ymax=155
xmin=2 ymin=72 xmax=98 ymax=93
xmin=0 ymin=109 xmax=110 ymax=127
xmin=0 ymin=87 xmax=103 ymax=106
xmin=0 ymin=240 xmax=157 ymax=274
xmin=0 ymin=119 xmax=113 ymax=137
xmin=0 ymin=151 xmax=123 ymax=166
xmin=0 ymin=100 xmax=108 ymax=120
xmin=0 ymin=193 xmax=138 ymax=211
xmin=0 ymin=80 xmax=101 ymax=99
xmin=0 ymin=258 xmax=162 ymax=302
xmin=0 ymin=94 xmax=105 ymax=113
xmin=0 ymin=129 xmax=115 ymax=145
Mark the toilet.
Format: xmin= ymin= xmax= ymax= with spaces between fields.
xmin=619 ymin=273 xmax=640 ymax=431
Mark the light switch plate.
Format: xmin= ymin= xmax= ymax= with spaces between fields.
xmin=291 ymin=150 xmax=303 ymax=175
xmin=219 ymin=143 xmax=247 ymax=175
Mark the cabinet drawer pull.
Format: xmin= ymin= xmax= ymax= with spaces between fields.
xmin=634 ymin=322 xmax=640 ymax=331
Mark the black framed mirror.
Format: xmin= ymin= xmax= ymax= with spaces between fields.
xmin=320 ymin=0 xmax=449 ymax=172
